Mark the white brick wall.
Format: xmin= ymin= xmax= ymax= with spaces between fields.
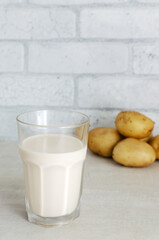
xmin=0 ymin=76 xmax=74 ymax=106
xmin=78 ymin=77 xmax=159 ymax=109
xmin=29 ymin=43 xmax=128 ymax=73
xmin=0 ymin=0 xmax=158 ymax=139
xmin=80 ymin=8 xmax=159 ymax=39
xmin=138 ymin=0 xmax=159 ymax=2
xmin=0 ymin=43 xmax=24 ymax=72
xmin=29 ymin=0 xmax=129 ymax=5
xmin=0 ymin=8 xmax=76 ymax=39
xmin=133 ymin=45 xmax=159 ymax=74
xmin=0 ymin=0 xmax=26 ymax=4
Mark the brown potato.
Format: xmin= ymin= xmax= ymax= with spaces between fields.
xmin=149 ymin=135 xmax=159 ymax=159
xmin=112 ymin=138 xmax=156 ymax=167
xmin=115 ymin=111 xmax=154 ymax=139
xmin=141 ymin=133 xmax=153 ymax=142
xmin=75 ymin=123 xmax=89 ymax=145
xmin=88 ymin=127 xmax=122 ymax=157
xmin=76 ymin=126 xmax=84 ymax=140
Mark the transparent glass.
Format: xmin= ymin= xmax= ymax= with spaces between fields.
xmin=17 ymin=110 xmax=89 ymax=226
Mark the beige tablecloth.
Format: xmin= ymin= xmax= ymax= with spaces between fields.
xmin=0 ymin=141 xmax=159 ymax=240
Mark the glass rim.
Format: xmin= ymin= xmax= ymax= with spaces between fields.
xmin=16 ymin=109 xmax=89 ymax=129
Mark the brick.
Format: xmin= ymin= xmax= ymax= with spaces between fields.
xmin=81 ymin=109 xmax=119 ymax=129
xmin=80 ymin=8 xmax=159 ymax=39
xmin=0 ymin=0 xmax=25 ymax=4
xmin=78 ymin=77 xmax=159 ymax=109
xmin=0 ymin=108 xmax=20 ymax=140
xmin=138 ymin=0 xmax=159 ymax=2
xmin=0 ymin=8 xmax=75 ymax=39
xmin=29 ymin=0 xmax=128 ymax=5
xmin=133 ymin=45 xmax=159 ymax=74
xmin=0 ymin=107 xmax=36 ymax=140
xmin=29 ymin=43 xmax=128 ymax=74
xmin=0 ymin=76 xmax=74 ymax=106
xmin=0 ymin=43 xmax=23 ymax=72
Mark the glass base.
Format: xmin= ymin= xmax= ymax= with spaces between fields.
xmin=26 ymin=203 xmax=80 ymax=227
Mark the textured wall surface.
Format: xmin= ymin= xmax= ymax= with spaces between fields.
xmin=0 ymin=0 xmax=159 ymax=139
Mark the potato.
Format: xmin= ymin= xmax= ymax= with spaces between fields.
xmin=112 ymin=138 xmax=156 ymax=167
xmin=141 ymin=134 xmax=153 ymax=142
xmin=115 ymin=111 xmax=154 ymax=139
xmin=149 ymin=135 xmax=159 ymax=159
xmin=76 ymin=126 xmax=84 ymax=140
xmin=76 ymin=123 xmax=89 ymax=145
xmin=88 ymin=127 xmax=122 ymax=157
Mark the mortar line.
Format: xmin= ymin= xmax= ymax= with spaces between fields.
xmin=0 ymin=72 xmax=159 ymax=78
xmin=4 ymin=2 xmax=159 ymax=9
xmin=23 ymin=42 xmax=29 ymax=73
xmin=127 ymin=42 xmax=134 ymax=76
xmin=0 ymin=39 xmax=158 ymax=43
xmin=1 ymin=105 xmax=159 ymax=113
xmin=73 ymin=76 xmax=80 ymax=108
xmin=74 ymin=8 xmax=81 ymax=38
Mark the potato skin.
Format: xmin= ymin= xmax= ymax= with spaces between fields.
xmin=141 ymin=134 xmax=153 ymax=142
xmin=76 ymin=126 xmax=83 ymax=139
xmin=88 ymin=127 xmax=122 ymax=157
xmin=112 ymin=138 xmax=156 ymax=167
xmin=149 ymin=135 xmax=159 ymax=159
xmin=115 ymin=111 xmax=154 ymax=139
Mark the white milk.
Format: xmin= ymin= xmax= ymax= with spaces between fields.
xmin=19 ymin=134 xmax=87 ymax=218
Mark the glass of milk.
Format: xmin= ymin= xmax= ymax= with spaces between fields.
xmin=16 ymin=110 xmax=89 ymax=226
